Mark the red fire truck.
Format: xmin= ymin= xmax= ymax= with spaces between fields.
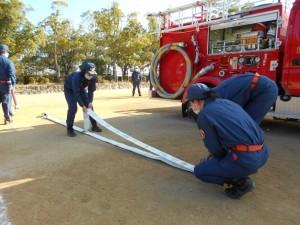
xmin=149 ymin=0 xmax=300 ymax=120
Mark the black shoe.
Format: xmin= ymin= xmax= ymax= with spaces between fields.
xmin=67 ymin=129 xmax=76 ymax=137
xmin=4 ymin=117 xmax=13 ymax=125
xmin=91 ymin=125 xmax=102 ymax=132
xmin=225 ymin=177 xmax=255 ymax=199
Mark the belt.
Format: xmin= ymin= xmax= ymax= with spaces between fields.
xmin=232 ymin=144 xmax=263 ymax=152
xmin=0 ymin=80 xmax=11 ymax=84
xmin=250 ymin=73 xmax=260 ymax=90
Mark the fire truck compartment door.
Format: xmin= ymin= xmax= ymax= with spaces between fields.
xmin=210 ymin=11 xmax=279 ymax=30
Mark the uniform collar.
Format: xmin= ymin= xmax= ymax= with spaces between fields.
xmin=203 ymin=98 xmax=215 ymax=108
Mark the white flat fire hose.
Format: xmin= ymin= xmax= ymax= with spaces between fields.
xmin=42 ymin=112 xmax=194 ymax=173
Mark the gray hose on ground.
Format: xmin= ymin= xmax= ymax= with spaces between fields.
xmin=150 ymin=43 xmax=192 ymax=99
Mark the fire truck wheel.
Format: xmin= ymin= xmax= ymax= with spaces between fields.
xmin=280 ymin=95 xmax=291 ymax=102
xmin=182 ymin=102 xmax=197 ymax=121
xmin=182 ymin=102 xmax=188 ymax=117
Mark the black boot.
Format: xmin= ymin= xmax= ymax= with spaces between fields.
xmin=67 ymin=128 xmax=76 ymax=137
xmin=4 ymin=116 xmax=12 ymax=125
xmin=91 ymin=124 xmax=102 ymax=132
xmin=225 ymin=177 xmax=255 ymax=199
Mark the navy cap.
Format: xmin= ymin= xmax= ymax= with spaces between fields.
xmin=0 ymin=44 xmax=9 ymax=53
xmin=79 ymin=61 xmax=97 ymax=75
xmin=187 ymin=83 xmax=210 ymax=101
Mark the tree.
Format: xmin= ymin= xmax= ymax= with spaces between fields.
xmin=44 ymin=0 xmax=68 ymax=78
xmin=92 ymin=2 xmax=124 ymax=80
xmin=40 ymin=18 xmax=89 ymax=77
xmin=0 ymin=0 xmax=46 ymax=75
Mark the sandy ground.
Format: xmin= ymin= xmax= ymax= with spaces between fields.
xmin=0 ymin=88 xmax=299 ymax=225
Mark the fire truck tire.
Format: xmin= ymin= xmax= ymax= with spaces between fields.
xmin=150 ymin=43 xmax=192 ymax=99
xmin=182 ymin=102 xmax=197 ymax=120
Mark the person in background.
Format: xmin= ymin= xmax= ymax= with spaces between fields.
xmin=132 ymin=67 xmax=141 ymax=96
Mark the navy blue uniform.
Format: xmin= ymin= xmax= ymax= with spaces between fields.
xmin=0 ymin=55 xmax=16 ymax=120
xmin=213 ymin=73 xmax=278 ymax=124
xmin=132 ymin=70 xmax=141 ymax=96
xmin=64 ymin=71 xmax=96 ymax=129
xmin=194 ymin=98 xmax=269 ymax=185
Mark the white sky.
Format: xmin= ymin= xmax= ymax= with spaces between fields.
xmin=22 ymin=0 xmax=194 ymax=27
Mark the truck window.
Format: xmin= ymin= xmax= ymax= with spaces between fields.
xmin=209 ymin=21 xmax=277 ymax=54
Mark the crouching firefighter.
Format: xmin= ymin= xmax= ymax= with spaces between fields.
xmin=64 ymin=61 xmax=102 ymax=137
xmin=188 ymin=84 xmax=269 ymax=199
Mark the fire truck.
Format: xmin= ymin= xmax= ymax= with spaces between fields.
xmin=149 ymin=0 xmax=300 ymax=120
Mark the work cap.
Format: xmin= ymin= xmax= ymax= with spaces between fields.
xmin=79 ymin=61 xmax=97 ymax=75
xmin=187 ymin=83 xmax=210 ymax=101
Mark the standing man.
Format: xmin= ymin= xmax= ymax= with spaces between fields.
xmin=132 ymin=67 xmax=141 ymax=96
xmin=0 ymin=44 xmax=16 ymax=125
xmin=213 ymin=73 xmax=278 ymax=124
xmin=188 ymin=84 xmax=269 ymax=199
xmin=64 ymin=61 xmax=102 ymax=137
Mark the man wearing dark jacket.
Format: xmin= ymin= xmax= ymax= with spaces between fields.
xmin=0 ymin=44 xmax=16 ymax=124
xmin=64 ymin=61 xmax=102 ymax=137
xmin=132 ymin=67 xmax=141 ymax=96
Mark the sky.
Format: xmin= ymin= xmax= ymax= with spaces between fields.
xmin=21 ymin=0 xmax=192 ymax=27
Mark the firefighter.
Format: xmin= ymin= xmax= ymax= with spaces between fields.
xmin=188 ymin=84 xmax=269 ymax=199
xmin=212 ymin=73 xmax=278 ymax=124
xmin=132 ymin=67 xmax=141 ymax=96
xmin=0 ymin=44 xmax=16 ymax=125
xmin=64 ymin=61 xmax=102 ymax=137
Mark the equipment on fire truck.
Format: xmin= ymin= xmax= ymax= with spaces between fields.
xmin=191 ymin=34 xmax=200 ymax=64
xmin=150 ymin=42 xmax=192 ymax=99
xmin=240 ymin=31 xmax=264 ymax=50
xmin=149 ymin=0 xmax=300 ymax=120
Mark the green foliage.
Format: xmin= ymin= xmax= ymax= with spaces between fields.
xmin=1 ymin=0 xmax=160 ymax=84
xmin=0 ymin=0 xmax=43 ymax=59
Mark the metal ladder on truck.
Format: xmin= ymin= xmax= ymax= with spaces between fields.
xmin=148 ymin=0 xmax=232 ymax=33
xmin=148 ymin=0 xmax=285 ymax=34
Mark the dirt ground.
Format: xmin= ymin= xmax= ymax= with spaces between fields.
xmin=0 ymin=89 xmax=299 ymax=225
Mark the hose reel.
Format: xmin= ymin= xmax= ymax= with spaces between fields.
xmin=150 ymin=43 xmax=192 ymax=99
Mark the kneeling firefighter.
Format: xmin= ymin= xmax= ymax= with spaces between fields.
xmin=64 ymin=61 xmax=102 ymax=137
xmin=188 ymin=84 xmax=269 ymax=199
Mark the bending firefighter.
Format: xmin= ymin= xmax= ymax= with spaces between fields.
xmin=64 ymin=61 xmax=102 ymax=137
xmin=188 ymin=84 xmax=269 ymax=199
xmin=212 ymin=73 xmax=278 ymax=124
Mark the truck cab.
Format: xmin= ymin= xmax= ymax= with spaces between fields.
xmin=281 ymin=0 xmax=300 ymax=97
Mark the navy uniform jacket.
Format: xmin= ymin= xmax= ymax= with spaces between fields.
xmin=64 ymin=72 xmax=96 ymax=107
xmin=213 ymin=73 xmax=276 ymax=106
xmin=132 ymin=71 xmax=141 ymax=83
xmin=0 ymin=55 xmax=16 ymax=86
xmin=197 ymin=98 xmax=264 ymax=157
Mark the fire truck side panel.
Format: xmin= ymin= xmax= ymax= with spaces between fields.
xmin=205 ymin=51 xmax=280 ymax=81
xmin=281 ymin=0 xmax=300 ymax=96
